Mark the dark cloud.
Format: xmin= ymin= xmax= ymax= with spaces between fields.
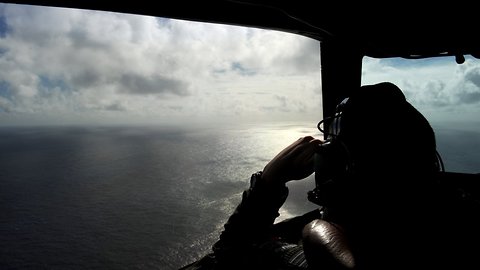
xmin=0 ymin=97 xmax=12 ymax=112
xmin=458 ymin=91 xmax=480 ymax=104
xmin=273 ymin=38 xmax=320 ymax=74
xmin=68 ymin=28 xmax=109 ymax=50
xmin=275 ymin=95 xmax=287 ymax=108
xmin=104 ymin=102 xmax=126 ymax=111
xmin=424 ymin=80 xmax=450 ymax=107
xmin=0 ymin=15 xmax=9 ymax=38
xmin=457 ymin=67 xmax=480 ymax=104
xmin=292 ymin=39 xmax=321 ymax=73
xmin=71 ymin=69 xmax=103 ymax=89
xmin=465 ymin=68 xmax=480 ymax=88
xmin=260 ymin=95 xmax=290 ymax=113
xmin=168 ymin=105 xmax=183 ymax=111
xmin=119 ymin=74 xmax=190 ymax=96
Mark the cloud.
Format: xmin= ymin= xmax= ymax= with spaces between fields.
xmin=456 ymin=68 xmax=480 ymax=104
xmin=0 ymin=96 xmax=11 ymax=112
xmin=0 ymin=3 xmax=322 ymax=125
xmin=119 ymin=74 xmax=190 ymax=96
xmin=231 ymin=62 xmax=255 ymax=76
xmin=464 ymin=67 xmax=480 ymax=88
xmin=457 ymin=91 xmax=480 ymax=104
xmin=0 ymin=15 xmax=8 ymax=38
xmin=274 ymin=36 xmax=320 ymax=74
xmin=104 ymin=102 xmax=126 ymax=111
xmin=362 ymin=56 xmax=480 ymax=123
xmin=362 ymin=57 xmax=480 ymax=108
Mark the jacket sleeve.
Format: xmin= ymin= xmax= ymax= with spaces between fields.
xmin=212 ymin=171 xmax=289 ymax=262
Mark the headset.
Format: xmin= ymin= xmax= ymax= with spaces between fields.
xmin=308 ymin=97 xmax=352 ymax=205
xmin=307 ymin=96 xmax=445 ymax=206
xmin=315 ymin=97 xmax=353 ymax=178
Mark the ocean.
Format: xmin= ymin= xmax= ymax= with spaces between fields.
xmin=0 ymin=123 xmax=478 ymax=269
xmin=0 ymin=123 xmax=321 ymax=269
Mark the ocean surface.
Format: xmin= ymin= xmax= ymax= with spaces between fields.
xmin=0 ymin=123 xmax=322 ymax=270
xmin=1 ymin=123 xmax=478 ymax=269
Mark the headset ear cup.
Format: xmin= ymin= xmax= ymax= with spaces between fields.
xmin=314 ymin=139 xmax=354 ymax=186
xmin=309 ymin=139 xmax=354 ymax=206
xmin=337 ymin=139 xmax=354 ymax=176
xmin=314 ymin=145 xmax=330 ymax=186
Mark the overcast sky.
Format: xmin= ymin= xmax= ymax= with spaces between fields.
xmin=0 ymin=3 xmax=479 ymax=126
xmin=362 ymin=56 xmax=480 ymax=125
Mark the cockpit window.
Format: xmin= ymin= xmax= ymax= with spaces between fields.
xmin=362 ymin=55 xmax=480 ymax=173
xmin=0 ymin=3 xmax=321 ymax=269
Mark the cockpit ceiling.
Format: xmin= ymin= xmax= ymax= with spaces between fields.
xmin=2 ymin=0 xmax=479 ymax=59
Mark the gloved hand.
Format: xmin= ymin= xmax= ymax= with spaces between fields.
xmin=261 ymin=136 xmax=323 ymax=187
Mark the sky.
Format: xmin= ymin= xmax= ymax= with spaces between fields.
xmin=0 ymin=3 xmax=321 ymax=126
xmin=0 ymin=3 xmax=479 ymax=127
xmin=362 ymin=56 xmax=480 ymax=126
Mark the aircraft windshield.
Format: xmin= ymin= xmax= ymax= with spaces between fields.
xmin=362 ymin=55 xmax=480 ymax=174
xmin=0 ymin=3 xmax=322 ymax=269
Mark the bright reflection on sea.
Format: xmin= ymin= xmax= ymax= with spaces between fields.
xmin=218 ymin=121 xmax=323 ymax=221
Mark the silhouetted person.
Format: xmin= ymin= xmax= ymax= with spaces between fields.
xmin=181 ymin=82 xmax=479 ymax=269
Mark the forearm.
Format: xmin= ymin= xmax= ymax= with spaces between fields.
xmin=213 ymin=171 xmax=288 ymax=256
